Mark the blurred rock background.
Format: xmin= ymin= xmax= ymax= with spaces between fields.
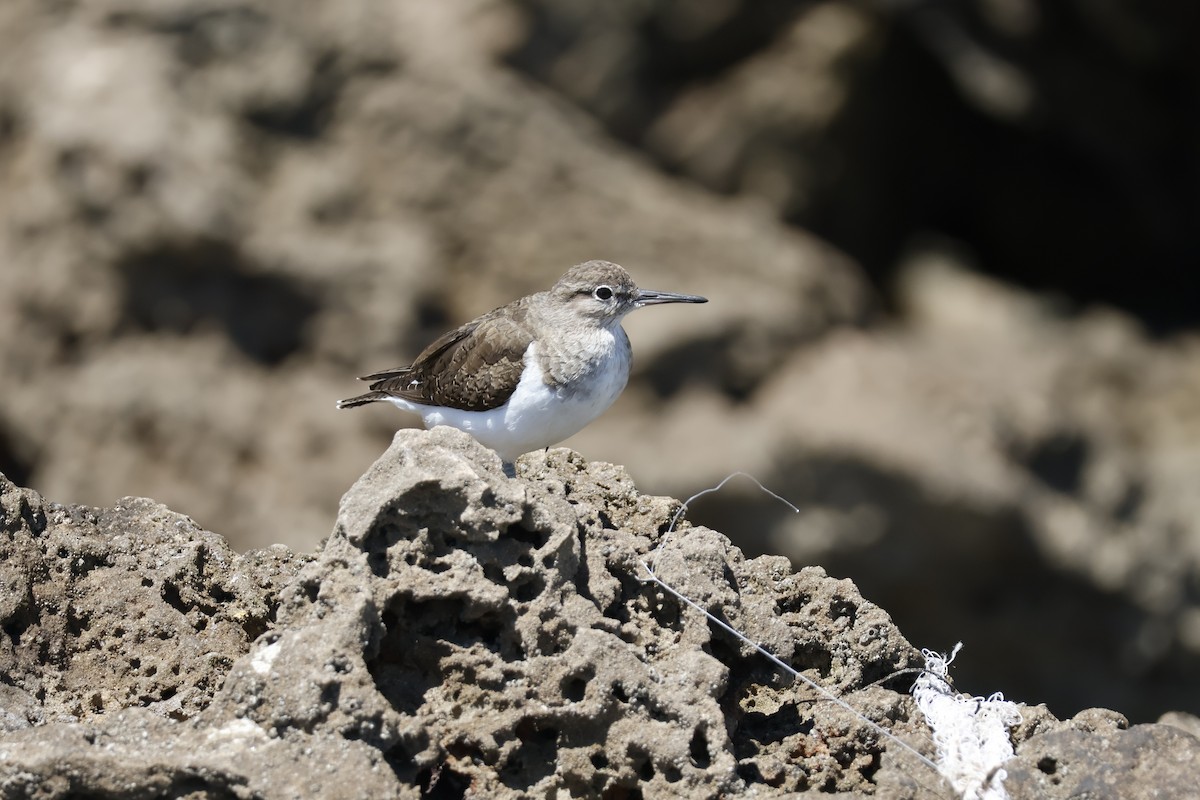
xmin=1 ymin=0 xmax=1197 ymax=725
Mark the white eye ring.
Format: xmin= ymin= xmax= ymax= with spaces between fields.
xmin=593 ymin=285 xmax=614 ymax=301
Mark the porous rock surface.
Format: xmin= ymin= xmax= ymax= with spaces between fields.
xmin=2 ymin=429 xmax=1199 ymax=798
xmin=0 ymin=481 xmax=305 ymax=726
xmin=2 ymin=0 xmax=1198 ymax=728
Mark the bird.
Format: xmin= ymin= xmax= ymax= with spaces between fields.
xmin=338 ymin=260 xmax=707 ymax=474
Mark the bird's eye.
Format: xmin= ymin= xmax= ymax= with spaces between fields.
xmin=593 ymin=286 xmax=614 ymax=301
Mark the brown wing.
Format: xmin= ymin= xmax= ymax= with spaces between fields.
xmin=359 ymin=306 xmax=534 ymax=412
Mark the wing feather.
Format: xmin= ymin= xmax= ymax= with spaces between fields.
xmin=360 ymin=305 xmax=534 ymax=412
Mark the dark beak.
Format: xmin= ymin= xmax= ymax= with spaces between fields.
xmin=635 ymin=289 xmax=708 ymax=307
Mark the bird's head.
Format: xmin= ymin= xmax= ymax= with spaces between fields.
xmin=549 ymin=260 xmax=707 ymax=327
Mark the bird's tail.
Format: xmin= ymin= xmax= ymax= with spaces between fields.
xmin=336 ymin=391 xmax=393 ymax=409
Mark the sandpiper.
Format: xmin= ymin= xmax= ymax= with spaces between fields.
xmin=338 ymin=260 xmax=707 ymax=472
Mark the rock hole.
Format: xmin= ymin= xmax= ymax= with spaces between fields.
xmin=828 ymin=597 xmax=857 ymax=621
xmin=792 ymin=640 xmax=834 ymax=677
xmin=735 ymin=761 xmax=765 ymax=784
xmin=513 ymin=575 xmax=545 ymax=602
xmin=383 ymin=733 xmax=430 ymax=784
xmin=446 ymin=741 xmax=484 ymax=764
xmin=240 ymin=612 xmax=270 ymax=642
xmin=561 ymin=668 xmax=593 ymax=702
xmin=628 ymin=746 xmax=654 ymax=781
xmin=66 ymin=610 xmax=88 ymax=637
xmin=1037 ymin=756 xmax=1058 ymax=775
xmin=507 ymin=523 xmax=550 ymax=548
xmin=416 ymin=764 xmax=471 ymax=800
xmin=462 ymin=612 xmax=522 ymax=660
xmin=689 ymin=727 xmax=711 ymax=768
xmin=775 ymin=591 xmax=812 ymax=614
xmin=161 ymin=581 xmax=190 ymax=615
xmin=645 ymin=696 xmax=671 ymax=722
xmin=209 ymin=585 xmax=234 ymax=604
xmin=2 ymin=618 xmax=29 ymax=646
xmin=535 ymin=624 xmax=572 ymax=656
xmin=386 ymin=740 xmax=412 ymax=765
xmin=503 ymin=719 xmax=559 ymax=787
xmin=602 ymin=787 xmax=643 ymax=800
xmin=300 ymin=579 xmax=320 ymax=603
xmin=590 ymin=751 xmax=608 ymax=770
xmin=650 ymin=595 xmax=682 ymax=630
xmin=367 ymin=543 xmax=391 ymax=578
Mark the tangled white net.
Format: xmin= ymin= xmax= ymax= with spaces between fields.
xmin=912 ymin=643 xmax=1022 ymax=800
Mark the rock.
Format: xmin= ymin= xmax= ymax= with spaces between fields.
xmin=0 ymin=708 xmax=396 ymax=799
xmin=0 ymin=477 xmax=306 ymax=727
xmin=4 ymin=433 xmax=1199 ymax=797
xmin=1004 ymin=713 xmax=1200 ymax=800
xmin=1158 ymin=710 xmax=1200 ymax=740
xmin=211 ymin=427 xmax=926 ymax=796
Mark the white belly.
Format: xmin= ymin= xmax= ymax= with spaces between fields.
xmin=383 ymin=341 xmax=629 ymax=463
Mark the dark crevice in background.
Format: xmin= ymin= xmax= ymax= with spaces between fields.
xmin=242 ymin=51 xmax=345 ymax=140
xmin=642 ymin=337 xmax=747 ymax=401
xmin=118 ymin=240 xmax=318 ymax=365
xmin=505 ymin=1 xmax=808 ymax=145
xmin=0 ymin=423 xmax=34 ymax=489
xmin=801 ymin=14 xmax=1200 ymax=334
